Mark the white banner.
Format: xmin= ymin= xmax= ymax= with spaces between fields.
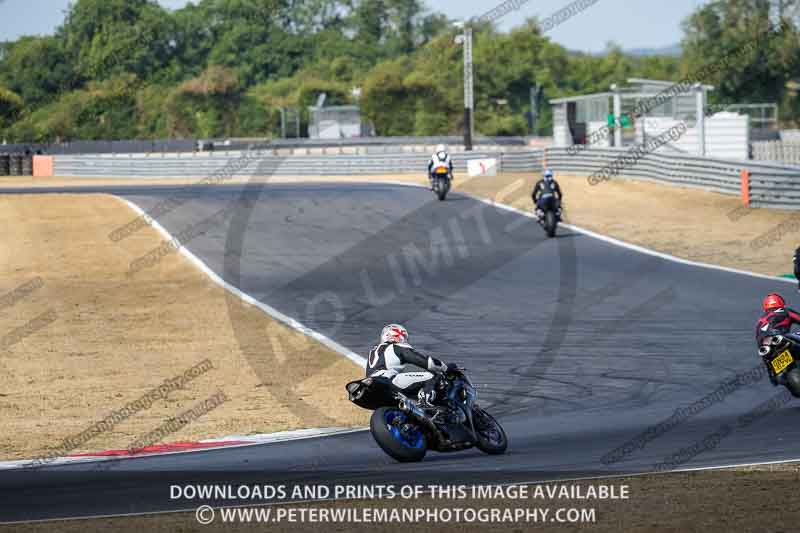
xmin=467 ymin=158 xmax=497 ymax=177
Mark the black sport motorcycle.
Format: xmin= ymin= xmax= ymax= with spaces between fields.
xmin=346 ymin=368 xmax=507 ymax=462
xmin=430 ymin=165 xmax=451 ymax=202
xmin=536 ymin=193 xmax=561 ymax=238
xmin=759 ymin=334 xmax=800 ymax=396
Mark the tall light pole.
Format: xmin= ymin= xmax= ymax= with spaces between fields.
xmin=454 ymin=23 xmax=474 ymax=151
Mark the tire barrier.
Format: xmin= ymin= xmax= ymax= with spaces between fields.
xmin=0 ymin=154 xmax=9 ymax=176
xmin=9 ymin=154 xmax=23 ymax=176
xmin=21 ymin=155 xmax=33 ymax=176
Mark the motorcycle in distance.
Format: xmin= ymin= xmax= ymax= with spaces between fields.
xmin=430 ymin=165 xmax=451 ymax=201
xmin=345 ymin=367 xmax=508 ymax=462
xmin=759 ymin=334 xmax=800 ymax=397
xmin=536 ymin=192 xmax=561 ymax=238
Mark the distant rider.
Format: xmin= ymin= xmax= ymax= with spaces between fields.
xmin=428 ymin=144 xmax=454 ymax=190
xmin=756 ymin=293 xmax=800 ymax=347
xmin=366 ymin=324 xmax=457 ymax=407
xmin=794 ymin=246 xmax=800 ymax=291
xmin=532 ymin=168 xmax=563 ymax=220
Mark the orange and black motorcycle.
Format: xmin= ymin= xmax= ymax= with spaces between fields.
xmin=430 ymin=164 xmax=451 ymax=201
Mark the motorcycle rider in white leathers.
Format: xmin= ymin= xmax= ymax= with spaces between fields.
xmin=366 ymin=324 xmax=457 ymax=407
xmin=427 ymin=144 xmax=454 ymax=190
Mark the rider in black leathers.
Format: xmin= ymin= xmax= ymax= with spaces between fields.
xmin=532 ymin=168 xmax=563 ymax=220
xmin=794 ymin=246 xmax=800 ymax=291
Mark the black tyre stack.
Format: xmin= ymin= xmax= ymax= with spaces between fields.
xmin=21 ymin=154 xmax=33 ymax=176
xmin=0 ymin=154 xmax=9 ymax=176
xmin=9 ymin=154 xmax=23 ymax=176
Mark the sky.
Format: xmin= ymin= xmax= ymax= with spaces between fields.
xmin=0 ymin=0 xmax=708 ymax=53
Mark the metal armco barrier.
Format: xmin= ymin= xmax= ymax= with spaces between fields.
xmin=546 ymin=147 xmax=800 ymax=210
xmin=50 ymin=147 xmax=800 ymax=210
xmin=53 ymin=151 xmax=543 ymax=178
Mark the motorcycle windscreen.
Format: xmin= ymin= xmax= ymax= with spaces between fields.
xmin=346 ymin=377 xmax=396 ymax=410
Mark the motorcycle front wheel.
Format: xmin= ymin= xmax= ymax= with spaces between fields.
xmin=544 ymin=210 xmax=557 ymax=238
xmin=472 ymin=407 xmax=508 ymax=455
xmin=370 ymin=407 xmax=428 ymax=462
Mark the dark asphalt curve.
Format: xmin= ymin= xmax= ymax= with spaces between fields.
xmin=2 ymin=182 xmax=800 ymax=523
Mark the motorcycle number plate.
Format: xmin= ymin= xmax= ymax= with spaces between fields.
xmin=771 ymin=349 xmax=794 ymax=374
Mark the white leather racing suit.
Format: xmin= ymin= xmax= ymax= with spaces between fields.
xmin=428 ymin=151 xmax=453 ymax=187
xmin=366 ymin=341 xmax=452 ymax=402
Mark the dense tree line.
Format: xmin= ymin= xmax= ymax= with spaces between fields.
xmin=0 ymin=0 xmax=796 ymax=142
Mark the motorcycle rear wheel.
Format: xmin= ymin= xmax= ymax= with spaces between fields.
xmin=370 ymin=407 xmax=428 ymax=462
xmin=785 ymin=368 xmax=800 ymax=398
xmin=436 ymin=178 xmax=449 ymax=201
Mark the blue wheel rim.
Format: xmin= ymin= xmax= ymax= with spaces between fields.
xmin=384 ymin=410 xmax=424 ymax=449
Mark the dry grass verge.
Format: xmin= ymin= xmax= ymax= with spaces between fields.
xmin=0 ymin=194 xmax=367 ymax=461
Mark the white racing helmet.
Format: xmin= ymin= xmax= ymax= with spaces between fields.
xmin=380 ymin=324 xmax=409 ymax=344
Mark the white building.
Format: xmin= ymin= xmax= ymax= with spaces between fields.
xmin=549 ymin=78 xmax=751 ymax=160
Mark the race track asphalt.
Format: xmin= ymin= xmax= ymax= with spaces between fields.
xmin=2 ymin=181 xmax=799 ymax=522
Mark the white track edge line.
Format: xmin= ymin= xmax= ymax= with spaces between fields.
xmin=3 ymin=183 xmax=790 ymax=471
xmin=469 ymin=195 xmax=795 ymax=285
xmin=375 ymin=179 xmax=794 ymax=284
xmin=118 ymin=197 xmax=368 ymax=369
xmin=0 ymin=196 xmax=370 ymax=470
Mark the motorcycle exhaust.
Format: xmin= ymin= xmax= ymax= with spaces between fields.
xmin=759 ymin=345 xmax=771 ymax=357
xmin=398 ymin=399 xmax=425 ymax=419
xmin=398 ymin=399 xmax=448 ymax=442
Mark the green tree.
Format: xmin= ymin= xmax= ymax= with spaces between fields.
xmin=58 ymin=0 xmax=176 ymax=83
xmin=165 ymin=65 xmax=242 ymax=137
xmin=0 ymin=36 xmax=73 ymax=106
xmin=0 ymin=87 xmax=23 ymax=131
xmin=681 ymin=0 xmax=800 ymax=119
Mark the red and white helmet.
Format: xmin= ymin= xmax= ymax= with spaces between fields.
xmin=380 ymin=323 xmax=409 ymax=344
xmin=763 ymin=293 xmax=786 ymax=312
